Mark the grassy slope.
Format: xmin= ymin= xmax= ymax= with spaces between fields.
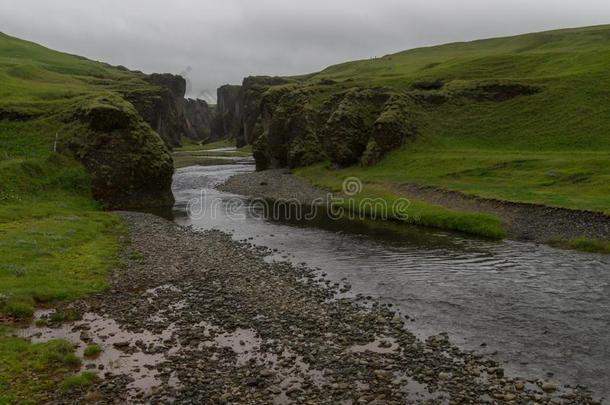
xmin=295 ymin=25 xmax=610 ymax=216
xmin=0 ymin=33 xmax=140 ymax=402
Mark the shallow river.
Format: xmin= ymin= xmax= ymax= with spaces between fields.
xmin=170 ymin=160 xmax=610 ymax=402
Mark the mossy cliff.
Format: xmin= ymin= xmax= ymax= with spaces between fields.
xmin=217 ymin=72 xmax=550 ymax=172
xmin=212 ymin=84 xmax=242 ymax=144
xmin=222 ymin=77 xmax=419 ymax=170
xmin=184 ymin=98 xmax=214 ymax=141
xmin=0 ymin=32 xmax=210 ymax=209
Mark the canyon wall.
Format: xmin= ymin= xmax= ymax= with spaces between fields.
xmin=214 ymin=77 xmax=417 ymax=170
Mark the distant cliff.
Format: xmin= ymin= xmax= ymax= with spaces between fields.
xmin=212 ymin=85 xmax=242 ymax=144
xmin=123 ymin=74 xmax=213 ymax=147
xmin=184 ymin=98 xmax=214 ymax=141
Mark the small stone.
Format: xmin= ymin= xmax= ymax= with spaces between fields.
xmin=113 ymin=341 xmax=130 ymax=348
xmin=541 ymin=382 xmax=557 ymax=393
xmin=438 ymin=372 xmax=450 ymax=380
xmin=260 ymin=369 xmax=275 ymax=378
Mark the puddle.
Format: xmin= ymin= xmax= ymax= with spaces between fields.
xmin=401 ymin=375 xmax=449 ymax=403
xmin=17 ymin=311 xmax=179 ymax=395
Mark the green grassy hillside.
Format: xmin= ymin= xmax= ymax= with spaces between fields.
xmin=0 ymin=33 xmax=171 ymax=401
xmin=288 ymin=25 xmax=610 ymax=215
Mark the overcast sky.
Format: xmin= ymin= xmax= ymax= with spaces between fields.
xmin=1 ymin=0 xmax=609 ymax=101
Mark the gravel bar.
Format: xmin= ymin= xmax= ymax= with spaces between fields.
xmin=34 ymin=211 xmax=597 ymax=404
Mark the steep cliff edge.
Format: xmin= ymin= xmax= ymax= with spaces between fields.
xmin=212 ymin=84 xmax=242 ymax=144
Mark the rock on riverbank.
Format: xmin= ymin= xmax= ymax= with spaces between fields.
xmin=26 ymin=212 xmax=596 ymax=404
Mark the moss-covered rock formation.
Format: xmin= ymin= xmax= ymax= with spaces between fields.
xmin=218 ymin=73 xmax=545 ymax=171
xmin=222 ymin=79 xmax=420 ymax=170
xmin=66 ymin=95 xmax=174 ymax=209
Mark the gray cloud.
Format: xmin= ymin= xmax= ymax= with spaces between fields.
xmin=1 ymin=0 xmax=609 ymax=101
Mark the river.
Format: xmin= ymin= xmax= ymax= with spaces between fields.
xmin=169 ymin=159 xmax=610 ymax=402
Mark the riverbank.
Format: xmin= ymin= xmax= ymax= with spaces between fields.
xmin=220 ymin=169 xmax=610 ymax=249
xmin=16 ymin=211 xmax=597 ymax=403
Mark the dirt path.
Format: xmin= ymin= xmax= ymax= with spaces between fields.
xmin=19 ymin=212 xmax=595 ymax=404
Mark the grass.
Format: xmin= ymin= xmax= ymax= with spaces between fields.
xmin=58 ymin=372 xmax=97 ymax=393
xmin=175 ymin=138 xmax=235 ymax=152
xmin=0 ymin=32 xmax=144 ymax=401
xmin=0 ymin=162 xmax=120 ymax=402
xmin=296 ymin=163 xmax=505 ymax=239
xmin=173 ymin=144 xmax=253 ymax=168
xmin=0 ymin=155 xmax=123 ymax=319
xmin=298 ymin=150 xmax=610 ymax=215
xmin=0 ymin=155 xmax=121 ymax=400
xmin=0 ymin=331 xmax=83 ymax=403
xmin=83 ymin=344 xmax=102 ymax=358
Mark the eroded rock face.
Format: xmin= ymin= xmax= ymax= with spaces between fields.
xmin=241 ymin=76 xmax=291 ymax=147
xmin=241 ymin=84 xmax=415 ymax=170
xmin=123 ymin=73 xmax=187 ymax=147
xmin=184 ymin=99 xmax=214 ymax=141
xmin=67 ymin=96 xmax=174 ymax=209
xmin=223 ymin=72 xmax=544 ymax=171
xmin=213 ymin=85 xmax=242 ymax=143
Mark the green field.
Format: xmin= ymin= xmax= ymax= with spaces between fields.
xmin=286 ymin=26 xmax=610 ymax=218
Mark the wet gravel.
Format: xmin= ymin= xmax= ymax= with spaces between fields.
xmin=30 ymin=212 xmax=596 ymax=404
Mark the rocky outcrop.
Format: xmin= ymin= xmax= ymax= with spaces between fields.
xmin=362 ymin=95 xmax=417 ymax=166
xmin=66 ymin=95 xmax=174 ymax=209
xmin=184 ymin=99 xmax=214 ymax=141
xmin=235 ymin=80 xmax=417 ymax=170
xmin=241 ymin=76 xmax=291 ymax=147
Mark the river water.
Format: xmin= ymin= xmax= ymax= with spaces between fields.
xmin=170 ymin=160 xmax=610 ymax=402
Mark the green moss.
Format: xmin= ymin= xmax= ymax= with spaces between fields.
xmin=58 ymin=372 xmax=97 ymax=393
xmin=83 ymin=344 xmax=102 ymax=358
xmin=49 ymin=309 xmax=82 ymax=323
